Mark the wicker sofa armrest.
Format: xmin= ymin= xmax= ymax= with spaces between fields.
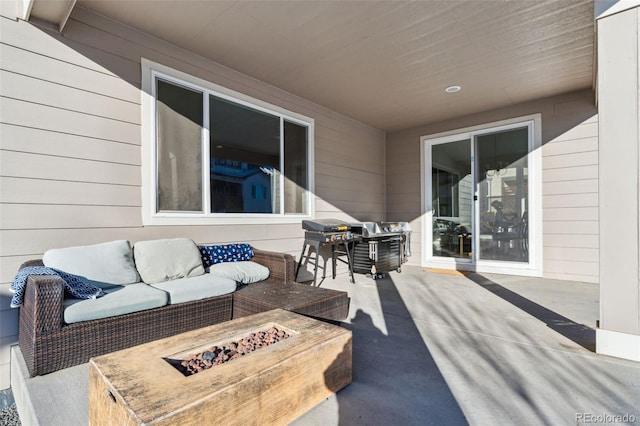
xmin=18 ymin=267 xmax=66 ymax=377
xmin=251 ymin=248 xmax=295 ymax=283
xmin=20 ymin=259 xmax=45 ymax=268
xmin=19 ymin=272 xmax=65 ymax=335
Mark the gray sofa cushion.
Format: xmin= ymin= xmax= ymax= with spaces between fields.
xmin=151 ymin=273 xmax=236 ymax=305
xmin=209 ymin=261 xmax=270 ymax=284
xmin=134 ymin=238 xmax=205 ymax=284
xmin=43 ymin=240 xmax=139 ymax=285
xmin=63 ymin=283 xmax=168 ymax=324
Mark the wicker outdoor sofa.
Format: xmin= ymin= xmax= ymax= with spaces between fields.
xmin=16 ymin=243 xmax=305 ymax=378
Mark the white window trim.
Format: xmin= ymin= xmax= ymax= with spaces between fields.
xmin=420 ymin=114 xmax=543 ymax=277
xmin=141 ymin=58 xmax=315 ymax=225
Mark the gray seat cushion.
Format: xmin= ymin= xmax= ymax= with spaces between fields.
xmin=151 ymin=273 xmax=236 ymax=305
xmin=63 ymin=283 xmax=168 ymax=324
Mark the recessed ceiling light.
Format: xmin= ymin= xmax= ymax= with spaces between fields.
xmin=445 ymin=85 xmax=462 ymax=93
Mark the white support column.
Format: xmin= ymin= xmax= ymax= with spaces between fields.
xmin=20 ymin=0 xmax=34 ymax=20
xmin=596 ymin=5 xmax=640 ymax=361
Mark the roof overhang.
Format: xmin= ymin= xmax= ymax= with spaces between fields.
xmin=22 ymin=0 xmax=598 ymax=131
xmin=23 ymin=0 xmax=76 ymax=32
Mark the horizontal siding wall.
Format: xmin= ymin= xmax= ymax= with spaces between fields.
xmin=0 ymin=9 xmax=385 ymax=390
xmin=386 ymin=89 xmax=598 ymax=283
xmin=541 ymin=113 xmax=599 ymax=282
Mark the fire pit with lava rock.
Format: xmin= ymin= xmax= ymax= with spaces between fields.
xmin=165 ymin=326 xmax=291 ymax=376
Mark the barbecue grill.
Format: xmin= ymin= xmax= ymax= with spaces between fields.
xmin=295 ymin=219 xmax=411 ymax=283
xmin=350 ymin=221 xmax=412 ymax=279
xmin=295 ymin=219 xmax=355 ymax=285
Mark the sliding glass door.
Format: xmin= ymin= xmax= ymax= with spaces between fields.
xmin=426 ymin=121 xmax=534 ymax=269
xmin=431 ymin=139 xmax=473 ymax=259
xmin=475 ymin=128 xmax=529 ymax=262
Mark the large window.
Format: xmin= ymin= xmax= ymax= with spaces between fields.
xmin=143 ymin=60 xmax=313 ymax=224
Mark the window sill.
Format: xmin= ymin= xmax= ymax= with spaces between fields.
xmin=143 ymin=214 xmax=311 ymax=226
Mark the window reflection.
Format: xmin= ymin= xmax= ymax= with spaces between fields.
xmin=431 ymin=139 xmax=472 ymax=259
xmin=477 ymin=128 xmax=529 ymax=262
xmin=209 ymin=95 xmax=280 ymax=214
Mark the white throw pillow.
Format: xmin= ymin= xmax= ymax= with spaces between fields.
xmin=208 ymin=261 xmax=270 ymax=284
xmin=43 ymin=240 xmax=140 ymax=285
xmin=134 ymin=238 xmax=205 ymax=284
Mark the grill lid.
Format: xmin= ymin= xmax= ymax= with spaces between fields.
xmin=302 ymin=219 xmax=351 ymax=233
xmin=350 ymin=221 xmax=412 ymax=238
xmin=350 ymin=222 xmax=383 ymax=237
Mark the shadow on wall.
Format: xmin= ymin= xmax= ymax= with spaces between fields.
xmin=386 ymin=90 xmax=598 ymax=228
xmin=16 ymin=16 xmax=599 ymax=242
xmin=47 ymin=13 xmax=386 ymax=224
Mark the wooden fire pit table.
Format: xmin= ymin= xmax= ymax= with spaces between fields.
xmin=89 ymin=309 xmax=352 ymax=425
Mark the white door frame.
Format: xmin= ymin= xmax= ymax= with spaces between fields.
xmin=420 ymin=114 xmax=543 ymax=276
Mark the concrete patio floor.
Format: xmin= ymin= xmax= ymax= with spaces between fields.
xmin=11 ymin=266 xmax=640 ymax=425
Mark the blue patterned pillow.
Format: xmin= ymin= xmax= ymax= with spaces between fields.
xmin=199 ymin=244 xmax=254 ymax=268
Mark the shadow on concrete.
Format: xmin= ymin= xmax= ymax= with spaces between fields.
xmin=393 ymin=267 xmax=638 ymax=424
xmin=465 ymin=273 xmax=595 ymax=352
xmin=331 ymin=274 xmax=468 ymax=426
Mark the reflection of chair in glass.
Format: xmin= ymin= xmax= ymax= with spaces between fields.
xmin=449 ymin=223 xmax=471 ymax=256
xmin=491 ymin=201 xmax=527 ymax=260
xmin=432 ymin=219 xmax=471 ymax=257
xmin=432 ymin=219 xmax=453 ymax=256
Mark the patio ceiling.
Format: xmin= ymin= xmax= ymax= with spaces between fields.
xmin=29 ymin=0 xmax=595 ymax=132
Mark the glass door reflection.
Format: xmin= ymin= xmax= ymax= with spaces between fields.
xmin=475 ymin=128 xmax=529 ymax=262
xmin=431 ymin=139 xmax=472 ymax=259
